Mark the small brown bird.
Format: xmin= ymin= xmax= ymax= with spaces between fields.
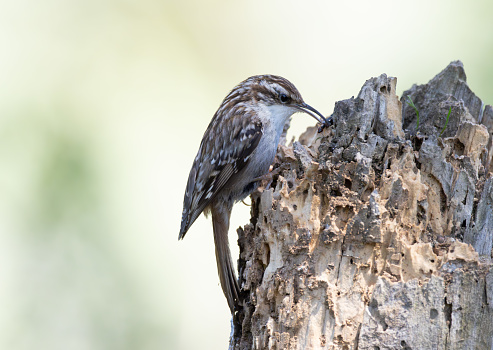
xmin=179 ymin=75 xmax=329 ymax=313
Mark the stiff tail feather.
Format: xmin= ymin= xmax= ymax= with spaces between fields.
xmin=212 ymin=208 xmax=240 ymax=314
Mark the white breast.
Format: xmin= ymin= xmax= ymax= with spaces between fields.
xmin=247 ymin=104 xmax=297 ymax=178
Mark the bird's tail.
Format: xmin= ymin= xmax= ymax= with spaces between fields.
xmin=212 ymin=206 xmax=240 ymax=314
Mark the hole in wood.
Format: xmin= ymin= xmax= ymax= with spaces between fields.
xmin=430 ymin=308 xmax=438 ymax=319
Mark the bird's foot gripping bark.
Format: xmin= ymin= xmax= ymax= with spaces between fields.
xmin=254 ymin=162 xmax=291 ymax=190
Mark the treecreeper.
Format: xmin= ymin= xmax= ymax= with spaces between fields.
xmin=179 ymin=75 xmax=331 ymax=313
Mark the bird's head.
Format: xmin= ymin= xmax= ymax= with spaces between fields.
xmin=230 ymin=75 xmax=328 ymax=127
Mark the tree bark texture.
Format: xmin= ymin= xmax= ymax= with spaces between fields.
xmin=233 ymin=61 xmax=493 ymax=350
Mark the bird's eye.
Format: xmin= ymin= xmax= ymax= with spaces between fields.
xmin=279 ymin=93 xmax=290 ymax=104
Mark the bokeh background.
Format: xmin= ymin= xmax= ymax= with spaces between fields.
xmin=1 ymin=0 xmax=492 ymax=349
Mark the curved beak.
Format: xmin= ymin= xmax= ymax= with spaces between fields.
xmin=295 ymin=102 xmax=327 ymax=125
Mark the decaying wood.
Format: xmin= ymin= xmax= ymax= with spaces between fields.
xmin=232 ymin=61 xmax=493 ymax=350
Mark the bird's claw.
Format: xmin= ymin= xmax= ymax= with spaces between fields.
xmin=254 ymin=163 xmax=290 ymax=190
xmin=241 ymin=199 xmax=251 ymax=206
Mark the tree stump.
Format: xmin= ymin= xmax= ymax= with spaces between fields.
xmin=233 ymin=61 xmax=493 ymax=350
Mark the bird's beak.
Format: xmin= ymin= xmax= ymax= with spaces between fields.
xmin=295 ymin=102 xmax=328 ymax=125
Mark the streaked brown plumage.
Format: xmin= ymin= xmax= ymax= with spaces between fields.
xmin=179 ymin=75 xmax=329 ymax=313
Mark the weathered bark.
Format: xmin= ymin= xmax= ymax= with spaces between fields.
xmin=232 ymin=61 xmax=493 ymax=350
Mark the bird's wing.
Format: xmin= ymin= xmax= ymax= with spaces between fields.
xmin=179 ymin=114 xmax=262 ymax=239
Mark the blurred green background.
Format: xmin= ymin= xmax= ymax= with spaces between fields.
xmin=0 ymin=0 xmax=491 ymax=349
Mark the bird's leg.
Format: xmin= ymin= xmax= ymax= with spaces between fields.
xmin=254 ymin=162 xmax=291 ymax=190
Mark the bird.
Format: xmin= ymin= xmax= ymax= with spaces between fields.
xmin=179 ymin=75 xmax=329 ymax=314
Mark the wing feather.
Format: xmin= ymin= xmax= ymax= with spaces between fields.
xmin=179 ymin=114 xmax=262 ymax=239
